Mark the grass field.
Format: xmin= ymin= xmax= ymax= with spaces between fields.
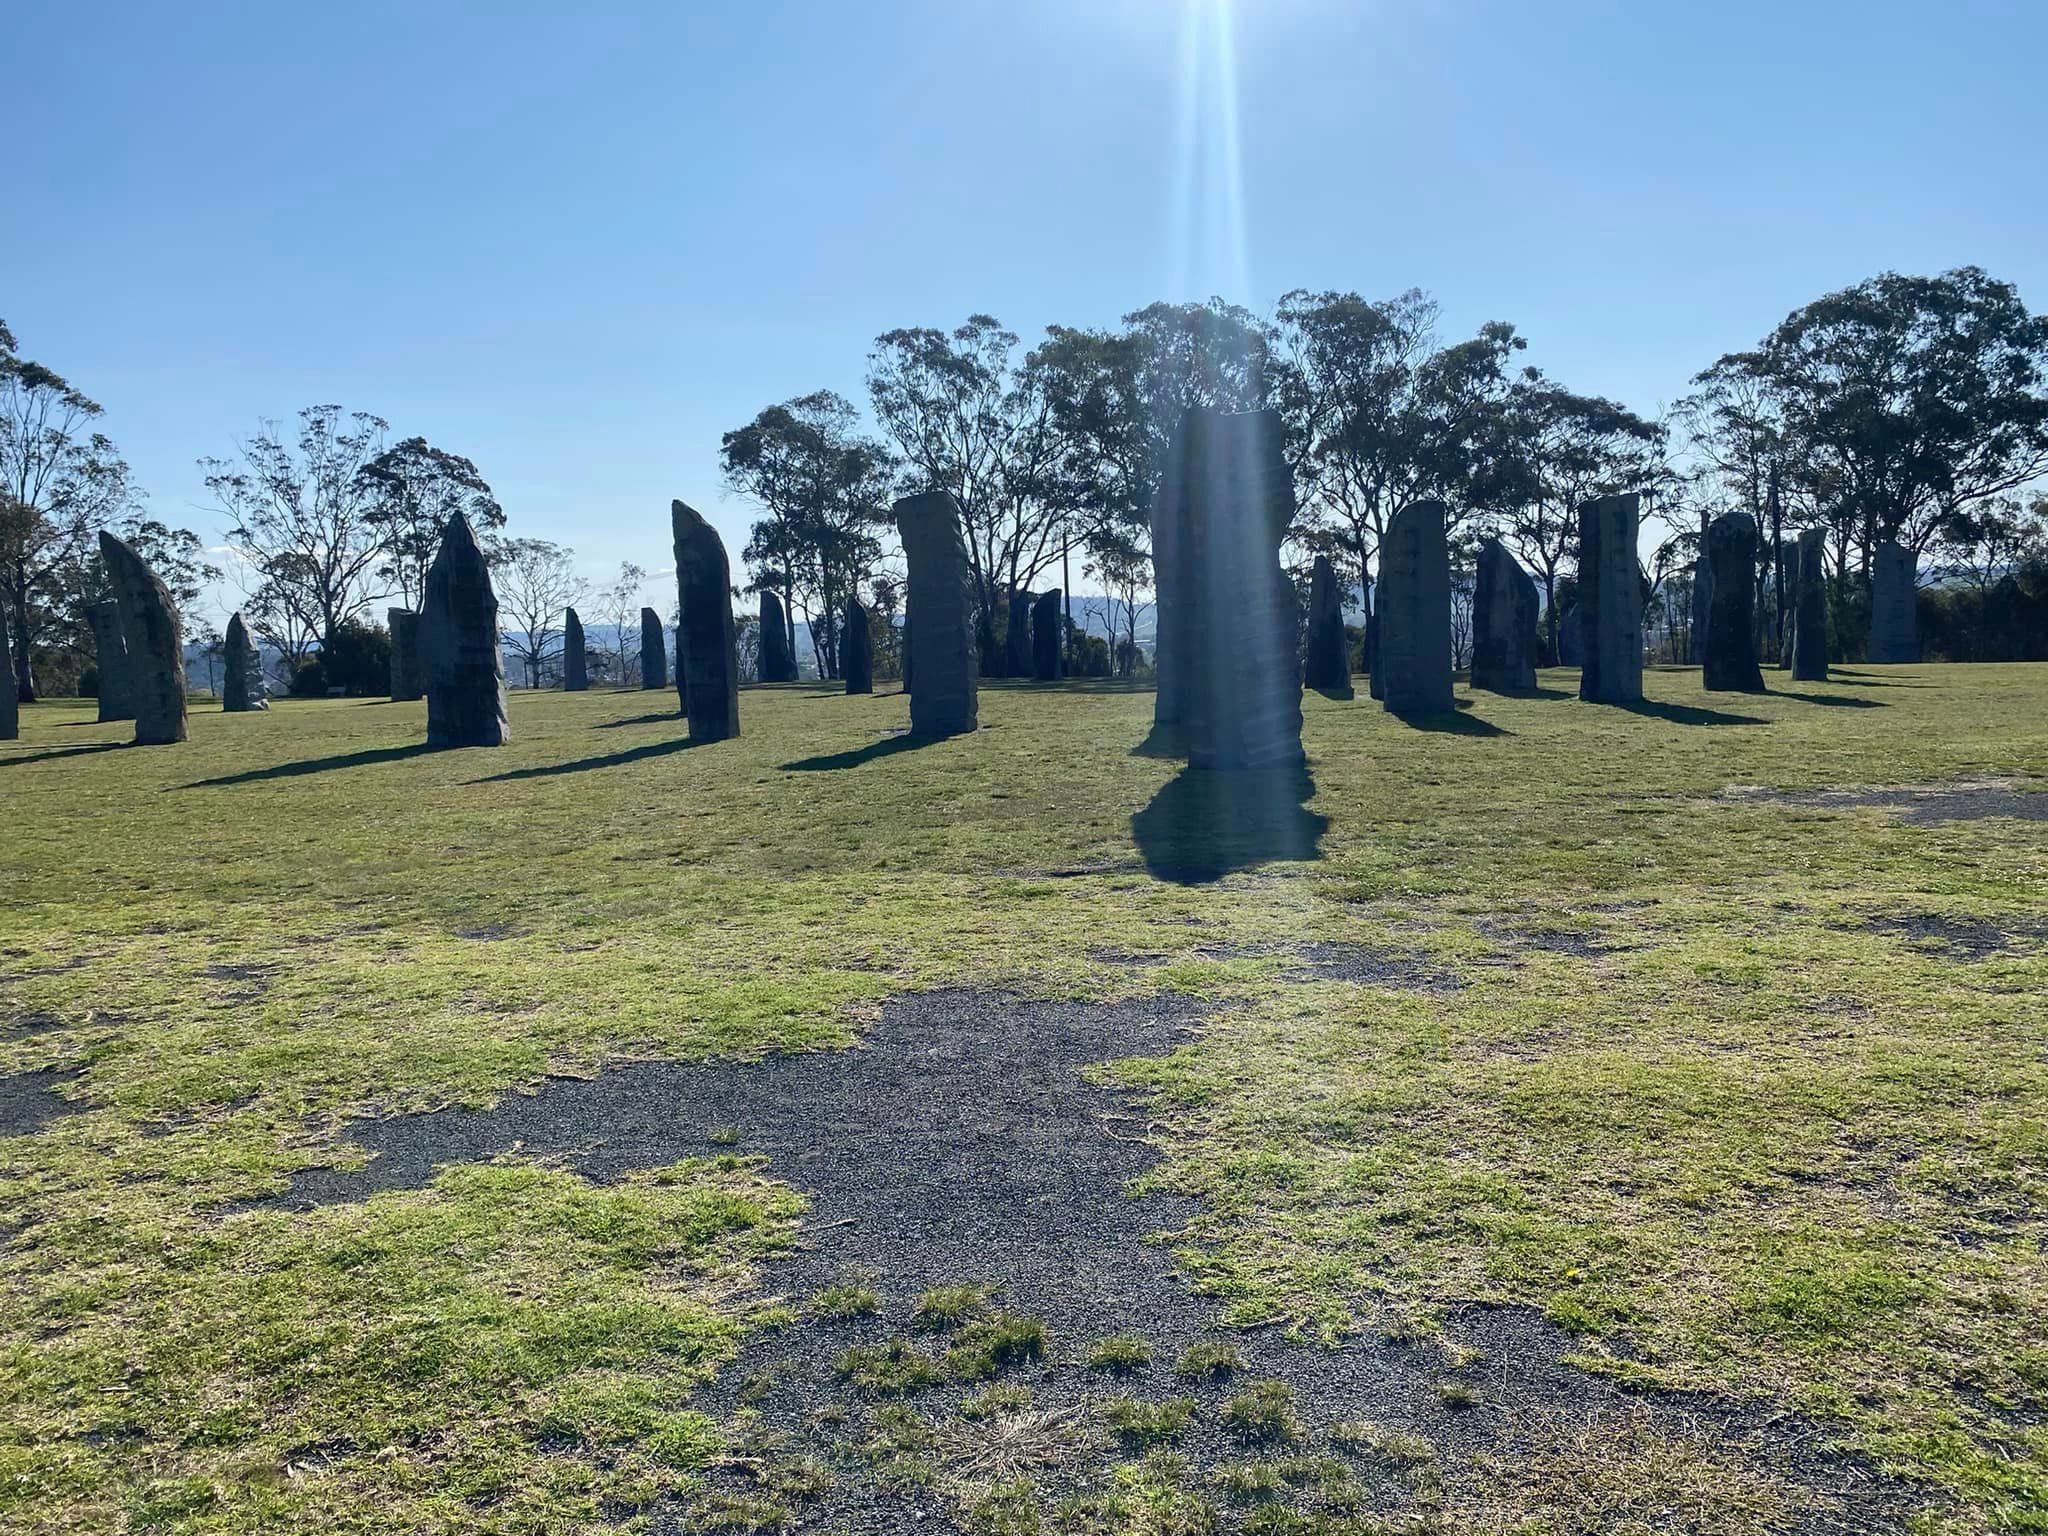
xmin=2 ymin=666 xmax=2044 ymax=1535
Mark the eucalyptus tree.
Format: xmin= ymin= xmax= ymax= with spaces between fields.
xmin=356 ymin=436 xmax=504 ymax=610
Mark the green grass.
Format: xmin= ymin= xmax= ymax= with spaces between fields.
xmin=1083 ymin=1334 xmax=1153 ymax=1372
xmin=2 ymin=666 xmax=2046 ymax=1532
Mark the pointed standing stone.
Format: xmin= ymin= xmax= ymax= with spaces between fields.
xmin=1577 ymin=493 xmax=1643 ymax=705
xmin=1302 ymin=554 xmax=1350 ymax=694
xmin=1150 ymin=408 xmax=1303 ymax=768
xmin=222 ymin=612 xmax=267 ymax=712
xmin=0 ymin=619 xmax=16 ymax=740
xmin=1702 ymin=514 xmax=1766 ymax=692
xmin=88 ymin=600 xmax=134 ymax=722
xmin=1031 ymin=588 xmax=1063 ymax=681
xmin=1868 ymin=540 xmax=1919 ymax=664
xmin=1689 ymin=554 xmax=1714 ymax=666
xmin=672 ymin=500 xmax=740 ymax=741
xmin=562 ymin=608 xmax=589 ymax=690
xmin=897 ymin=490 xmax=979 ymax=738
xmin=1790 ymin=528 xmax=1829 ymax=682
xmin=758 ymin=592 xmax=798 ymax=683
xmin=1471 ymin=538 xmax=1539 ymax=694
xmin=844 ymin=595 xmax=873 ymax=694
xmin=97 ymin=531 xmax=188 ymax=745
xmin=419 ymin=513 xmax=511 ymax=748
xmin=1377 ymin=501 xmax=1456 ymax=715
xmin=639 ymin=608 xmax=668 ymax=689
xmin=388 ymin=608 xmax=423 ymax=701
xmin=1004 ymin=590 xmax=1031 ymax=677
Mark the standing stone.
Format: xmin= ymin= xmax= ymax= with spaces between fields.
xmin=1689 ymin=553 xmax=1714 ymax=667
xmin=222 ymin=612 xmax=267 ymax=712
xmin=1577 ymin=493 xmax=1643 ymax=705
xmin=388 ymin=608 xmax=423 ymax=701
xmin=1151 ymin=407 xmax=1302 ymax=768
xmin=844 ymin=596 xmax=873 ymax=695
xmin=896 ymin=491 xmax=978 ymax=738
xmin=1004 ymin=590 xmax=1032 ymax=677
xmin=1376 ymin=500 xmax=1456 ymax=716
xmin=96 ymin=531 xmax=188 ymax=745
xmin=1365 ymin=609 xmax=1384 ymax=701
xmin=1776 ymin=539 xmax=1798 ymax=668
xmin=1868 ymin=540 xmax=1919 ymax=664
xmin=1701 ymin=513 xmax=1766 ymax=692
xmin=87 ymin=599 xmax=134 ymax=722
xmin=1031 ymin=588 xmax=1063 ymax=681
xmin=1557 ymin=606 xmax=1584 ymax=668
xmin=0 ymin=619 xmax=16 ymax=740
xmin=562 ymin=608 xmax=589 ymax=690
xmin=1790 ymin=528 xmax=1829 ymax=682
xmin=419 ymin=513 xmax=511 ymax=749
xmin=671 ymin=500 xmax=740 ymax=741
xmin=639 ymin=608 xmax=668 ymax=689
xmin=1470 ymin=538 xmax=1539 ymax=694
xmin=758 ymin=592 xmax=798 ymax=683
xmin=1149 ymin=415 xmax=1193 ymax=731
xmin=1302 ymin=554 xmax=1350 ymax=694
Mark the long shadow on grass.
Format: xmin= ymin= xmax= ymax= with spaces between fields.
xmin=470 ymin=735 xmax=713 ymax=783
xmin=1616 ymin=698 xmax=1769 ymax=727
xmin=592 ymin=710 xmax=681 ymax=730
xmin=781 ymin=731 xmax=940 ymax=772
xmin=179 ymin=743 xmax=436 ymax=788
xmin=1772 ymin=689 xmax=1886 ymax=709
xmin=0 ymin=742 xmax=130 ymax=769
xmin=1132 ymin=762 xmax=1328 ymax=884
xmin=1392 ymin=704 xmax=1508 ymax=736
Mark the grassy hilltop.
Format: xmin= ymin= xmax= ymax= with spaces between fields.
xmin=2 ymin=667 xmax=2044 ymax=1534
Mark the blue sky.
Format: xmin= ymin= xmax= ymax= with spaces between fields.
xmin=8 ymin=0 xmax=2043 ymax=622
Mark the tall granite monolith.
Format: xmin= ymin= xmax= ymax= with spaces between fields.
xmin=562 ymin=607 xmax=588 ymax=690
xmin=1868 ymin=540 xmax=1918 ymax=664
xmin=1702 ymin=513 xmax=1766 ymax=692
xmin=96 ymin=531 xmax=187 ymax=745
xmin=1577 ymin=493 xmax=1643 ymax=705
xmin=639 ymin=608 xmax=668 ymax=689
xmin=0 ymin=620 xmax=16 ymax=740
xmin=1149 ymin=407 xmax=1302 ymax=768
xmin=672 ymin=500 xmax=740 ymax=741
xmin=1790 ymin=528 xmax=1829 ymax=682
xmin=388 ymin=607 xmax=423 ymax=701
xmin=419 ymin=513 xmax=510 ymax=748
xmin=1031 ymin=588 xmax=1063 ymax=681
xmin=222 ymin=612 xmax=267 ymax=712
xmin=1557 ymin=606 xmax=1584 ymax=668
xmin=1149 ymin=418 xmax=1192 ymax=731
xmin=1377 ymin=500 xmax=1456 ymax=716
xmin=758 ymin=592 xmax=798 ymax=683
xmin=1303 ymin=554 xmax=1350 ymax=695
xmin=897 ymin=491 xmax=978 ymax=738
xmin=1005 ymin=590 xmax=1032 ymax=677
xmin=1689 ymin=553 xmax=1713 ymax=666
xmin=1471 ymin=538 xmax=1539 ymax=694
xmin=87 ymin=599 xmax=134 ymax=722
xmin=844 ymin=596 xmax=873 ymax=695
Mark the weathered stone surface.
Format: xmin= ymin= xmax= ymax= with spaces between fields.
xmin=843 ymin=596 xmax=873 ymax=695
xmin=639 ymin=608 xmax=668 ymax=689
xmin=0 ymin=619 xmax=16 ymax=740
xmin=1689 ymin=554 xmax=1713 ymax=666
xmin=672 ymin=500 xmax=740 ymax=741
xmin=222 ymin=612 xmax=267 ymax=712
xmin=896 ymin=490 xmax=978 ymax=738
xmin=1790 ymin=527 xmax=1829 ymax=682
xmin=562 ymin=607 xmax=588 ymax=690
xmin=1702 ymin=513 xmax=1766 ymax=692
xmin=1868 ymin=539 xmax=1919 ymax=664
xmin=1365 ymin=609 xmax=1384 ymax=701
xmin=1576 ymin=493 xmax=1643 ymax=705
xmin=1031 ymin=588 xmax=1063 ymax=681
xmin=1377 ymin=500 xmax=1456 ymax=715
xmin=388 ymin=608 xmax=423 ymax=700
xmin=1557 ymin=605 xmax=1584 ymax=668
xmin=1302 ymin=554 xmax=1350 ymax=694
xmin=87 ymin=600 xmax=133 ymax=722
xmin=1470 ymin=538 xmax=1539 ymax=694
xmin=97 ymin=531 xmax=188 ymax=745
xmin=758 ymin=592 xmax=798 ymax=683
xmin=419 ymin=513 xmax=511 ymax=749
xmin=1151 ymin=408 xmax=1303 ymax=768
xmin=1149 ymin=421 xmax=1192 ymax=730
xmin=1005 ymin=590 xmax=1032 ymax=677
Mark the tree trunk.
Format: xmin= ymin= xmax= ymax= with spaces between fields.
xmin=10 ymin=580 xmax=34 ymax=703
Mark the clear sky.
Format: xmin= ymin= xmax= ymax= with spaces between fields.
xmin=8 ymin=0 xmax=2043 ymax=622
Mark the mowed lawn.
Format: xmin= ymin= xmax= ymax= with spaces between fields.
xmin=2 ymin=666 xmax=2044 ymax=1534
